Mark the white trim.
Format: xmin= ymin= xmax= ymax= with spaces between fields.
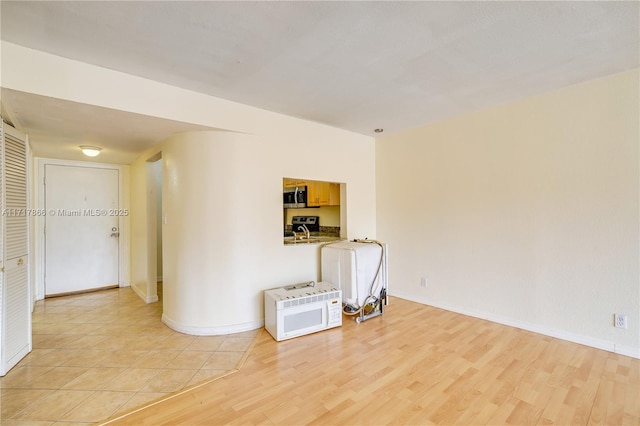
xmin=34 ymin=158 xmax=129 ymax=300
xmin=614 ymin=344 xmax=640 ymax=359
xmin=130 ymin=281 xmax=158 ymax=304
xmin=162 ymin=313 xmax=263 ymax=336
xmin=391 ymin=290 xmax=640 ymax=360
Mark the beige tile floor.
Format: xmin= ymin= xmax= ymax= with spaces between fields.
xmin=0 ymin=286 xmax=258 ymax=425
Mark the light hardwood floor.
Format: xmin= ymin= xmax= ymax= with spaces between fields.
xmin=103 ymin=297 xmax=639 ymax=425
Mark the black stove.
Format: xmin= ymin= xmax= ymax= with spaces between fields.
xmin=291 ymin=216 xmax=319 ymax=233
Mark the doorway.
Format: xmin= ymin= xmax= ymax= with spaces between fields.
xmin=44 ymin=164 xmax=120 ymax=296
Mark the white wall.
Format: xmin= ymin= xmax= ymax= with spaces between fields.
xmin=0 ymin=42 xmax=377 ymax=332
xmin=376 ymin=69 xmax=640 ymax=358
xmin=2 ymin=42 xmax=377 ymax=333
xmin=160 ymin=131 xmax=269 ymax=332
xmin=10 ymin=42 xmax=637 ymax=357
xmin=148 ymin=124 xmax=375 ymax=334
xmin=154 ymin=160 xmax=162 ymax=279
xmin=126 ymin=127 xmax=376 ymax=333
xmin=129 ymin=150 xmax=151 ymax=299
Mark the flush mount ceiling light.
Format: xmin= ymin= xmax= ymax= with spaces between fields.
xmin=80 ymin=146 xmax=102 ymax=157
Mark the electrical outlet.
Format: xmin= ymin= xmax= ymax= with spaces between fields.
xmin=420 ymin=277 xmax=427 ymax=288
xmin=614 ymin=314 xmax=628 ymax=329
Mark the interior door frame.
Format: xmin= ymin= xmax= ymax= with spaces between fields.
xmin=34 ymin=158 xmax=129 ymax=301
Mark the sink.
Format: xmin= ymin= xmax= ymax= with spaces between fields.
xmin=283 ymin=236 xmax=342 ymax=245
xmin=284 ymin=237 xmax=321 ymax=244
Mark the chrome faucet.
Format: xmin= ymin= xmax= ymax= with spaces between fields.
xmin=297 ymin=224 xmax=310 ymax=239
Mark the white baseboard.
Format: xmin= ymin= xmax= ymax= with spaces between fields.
xmin=130 ymin=282 xmax=158 ymax=304
xmin=162 ymin=313 xmax=263 ymax=336
xmin=391 ymin=291 xmax=640 ymax=360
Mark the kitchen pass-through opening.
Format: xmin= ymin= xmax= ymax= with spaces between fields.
xmin=282 ymin=177 xmax=346 ymax=244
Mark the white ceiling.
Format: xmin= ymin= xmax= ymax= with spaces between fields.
xmin=1 ymin=1 xmax=638 ymax=164
xmin=0 ymin=89 xmax=220 ymax=164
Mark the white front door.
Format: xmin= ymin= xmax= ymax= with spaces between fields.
xmin=44 ymin=164 xmax=120 ymax=296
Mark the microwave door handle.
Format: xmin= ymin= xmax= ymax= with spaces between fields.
xmin=294 ymin=187 xmax=299 ymax=204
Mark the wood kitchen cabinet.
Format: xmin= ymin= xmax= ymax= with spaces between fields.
xmin=306 ymin=181 xmax=325 ymax=207
xmin=283 ymin=178 xmax=307 ymax=188
xmin=283 ymin=178 xmax=340 ymax=207
xmin=307 ymin=181 xmax=340 ymax=207
xmin=328 ymin=183 xmax=340 ymax=206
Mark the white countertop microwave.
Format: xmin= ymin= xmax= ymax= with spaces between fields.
xmin=264 ymin=282 xmax=342 ymax=341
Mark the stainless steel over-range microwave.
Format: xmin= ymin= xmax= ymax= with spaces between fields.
xmin=283 ymin=186 xmax=307 ymax=208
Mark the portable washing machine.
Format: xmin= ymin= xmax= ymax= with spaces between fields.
xmin=321 ymin=240 xmax=388 ymax=322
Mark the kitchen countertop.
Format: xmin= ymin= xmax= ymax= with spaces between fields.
xmin=283 ymin=236 xmax=343 ymax=245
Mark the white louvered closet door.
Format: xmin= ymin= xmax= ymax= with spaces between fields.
xmin=0 ymin=122 xmax=30 ymax=376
